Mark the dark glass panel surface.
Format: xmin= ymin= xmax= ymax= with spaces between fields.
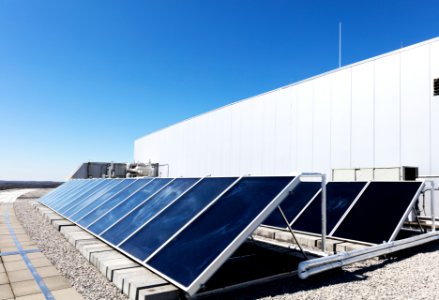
xmin=45 ymin=180 xmax=92 ymax=207
xmin=292 ymin=182 xmax=366 ymax=234
xmin=40 ymin=180 xmax=78 ymax=205
xmin=70 ymin=179 xmax=135 ymax=221
xmin=120 ymin=177 xmax=237 ymax=261
xmin=263 ymin=181 xmax=321 ymax=228
xmin=78 ymin=178 xmax=153 ymax=227
xmin=60 ymin=180 xmax=121 ymax=216
xmin=88 ymin=178 xmax=172 ymax=235
xmin=101 ymin=178 xmax=199 ymax=245
xmin=333 ymin=181 xmax=422 ymax=244
xmin=52 ymin=180 xmax=105 ymax=211
xmin=147 ymin=176 xmax=294 ymax=288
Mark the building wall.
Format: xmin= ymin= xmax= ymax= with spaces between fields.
xmin=134 ymin=37 xmax=439 ymax=178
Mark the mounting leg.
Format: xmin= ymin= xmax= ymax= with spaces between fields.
xmin=277 ymin=206 xmax=308 ymax=260
xmin=413 ymin=207 xmax=425 ymax=233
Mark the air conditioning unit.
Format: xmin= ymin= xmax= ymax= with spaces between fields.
xmin=332 ymin=166 xmax=418 ymax=181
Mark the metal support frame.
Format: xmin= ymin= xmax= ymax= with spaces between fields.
xmin=417 ymin=176 xmax=438 ymax=232
xmin=299 ymin=173 xmax=327 ymax=252
xmin=298 ymin=230 xmax=439 ymax=279
xmin=277 ymin=206 xmax=308 ymax=260
xmin=422 ymin=179 xmax=436 ymax=232
xmin=412 ymin=207 xmax=425 ymax=233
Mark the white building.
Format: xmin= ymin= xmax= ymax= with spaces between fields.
xmin=134 ymin=37 xmax=439 ymax=179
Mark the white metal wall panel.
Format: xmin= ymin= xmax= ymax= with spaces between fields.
xmin=209 ymin=109 xmax=223 ymax=176
xmin=274 ymin=88 xmax=294 ymax=174
xmin=401 ymin=44 xmax=430 ymax=174
xmin=330 ymin=68 xmax=352 ymax=169
xmin=218 ymin=107 xmax=232 ymax=176
xmin=374 ymin=54 xmax=400 ymax=167
xmin=430 ymin=41 xmax=439 ymax=175
xmin=351 ymin=63 xmax=374 ymax=168
xmin=261 ymin=93 xmax=277 ymax=174
xmin=238 ymin=101 xmax=253 ymax=175
xmin=251 ymin=97 xmax=265 ymax=175
xmin=134 ymin=38 xmax=438 ymax=179
xmin=313 ymin=75 xmax=332 ymax=175
xmin=289 ymin=87 xmax=299 ymax=172
xmin=296 ymin=82 xmax=314 ymax=171
xmin=229 ymin=103 xmax=241 ymax=175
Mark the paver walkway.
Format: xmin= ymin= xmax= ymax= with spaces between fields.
xmin=0 ymin=189 xmax=83 ymax=300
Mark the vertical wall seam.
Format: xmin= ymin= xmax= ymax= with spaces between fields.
xmin=350 ymin=67 xmax=353 ymax=168
xmin=329 ymin=75 xmax=333 ymax=176
xmin=274 ymin=96 xmax=278 ymax=174
xmin=372 ymin=61 xmax=376 ymax=167
xmin=311 ymin=82 xmax=315 ymax=171
xmin=399 ymin=50 xmax=402 ymax=168
xmin=429 ymin=44 xmax=432 ymax=174
xmin=295 ymin=90 xmax=299 ymax=170
xmin=288 ymin=91 xmax=293 ymax=173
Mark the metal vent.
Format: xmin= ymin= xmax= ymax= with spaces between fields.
xmin=435 ymin=78 xmax=439 ymax=96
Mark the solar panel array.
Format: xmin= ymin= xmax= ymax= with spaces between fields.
xmin=263 ymin=180 xmax=424 ymax=244
xmin=39 ymin=176 xmax=301 ymax=295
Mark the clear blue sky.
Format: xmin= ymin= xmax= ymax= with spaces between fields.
xmin=1 ymin=0 xmax=438 ymax=181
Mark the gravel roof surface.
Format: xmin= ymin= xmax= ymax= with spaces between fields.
xmin=13 ymin=189 xmax=439 ymax=300
xmin=213 ymin=240 xmax=439 ymax=300
xmin=14 ymin=194 xmax=128 ymax=300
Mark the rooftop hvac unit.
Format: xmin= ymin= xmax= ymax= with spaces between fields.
xmin=332 ymin=166 xmax=418 ymax=181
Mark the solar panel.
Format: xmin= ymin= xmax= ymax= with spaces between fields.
xmin=145 ymin=176 xmax=298 ymax=295
xmin=101 ymin=178 xmax=200 ymax=245
xmin=331 ymin=181 xmax=423 ymax=244
xmin=39 ymin=180 xmax=79 ymax=204
xmin=43 ymin=179 xmax=89 ymax=206
xmin=291 ymin=182 xmax=367 ymax=234
xmin=63 ymin=179 xmax=123 ymax=217
xmin=87 ymin=178 xmax=172 ymax=235
xmin=40 ymin=176 xmax=300 ymax=296
xmin=77 ymin=178 xmax=153 ymax=227
xmin=53 ymin=179 xmax=105 ymax=211
xmin=119 ymin=177 xmax=238 ymax=261
xmin=70 ymin=179 xmax=135 ymax=222
xmin=70 ymin=179 xmax=135 ymax=221
xmin=262 ymin=181 xmax=321 ymax=228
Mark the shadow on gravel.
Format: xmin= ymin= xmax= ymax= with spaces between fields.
xmin=205 ymin=240 xmax=439 ymax=300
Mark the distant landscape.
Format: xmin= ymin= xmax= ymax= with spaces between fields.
xmin=0 ymin=180 xmax=63 ymax=190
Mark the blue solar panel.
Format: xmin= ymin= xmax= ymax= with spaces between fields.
xmin=52 ymin=179 xmax=105 ymax=211
xmin=40 ymin=176 xmax=425 ymax=296
xmin=119 ymin=177 xmax=238 ymax=261
xmin=101 ymin=178 xmax=200 ymax=245
xmin=62 ymin=180 xmax=121 ymax=217
xmin=77 ymin=178 xmax=153 ymax=227
xmin=263 ymin=181 xmax=321 ymax=228
xmin=291 ymin=182 xmax=367 ymax=234
xmin=331 ymin=181 xmax=423 ymax=243
xmin=146 ymin=176 xmax=296 ymax=292
xmin=87 ymin=178 xmax=172 ymax=235
xmin=70 ymin=179 xmax=136 ymax=221
xmin=39 ymin=180 xmax=79 ymax=204
xmin=44 ymin=180 xmax=90 ymax=206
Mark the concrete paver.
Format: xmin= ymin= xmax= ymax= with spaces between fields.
xmin=7 ymin=269 xmax=33 ymax=283
xmin=42 ymin=276 xmax=71 ymax=292
xmin=14 ymin=288 xmax=83 ymax=300
xmin=0 ymin=283 xmax=14 ymax=299
xmin=10 ymin=280 xmax=40 ymax=297
xmin=0 ymin=272 xmax=9 ymax=285
xmin=0 ymin=190 xmax=84 ymax=300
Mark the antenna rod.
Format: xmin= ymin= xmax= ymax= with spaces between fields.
xmin=339 ymin=22 xmax=342 ymax=68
